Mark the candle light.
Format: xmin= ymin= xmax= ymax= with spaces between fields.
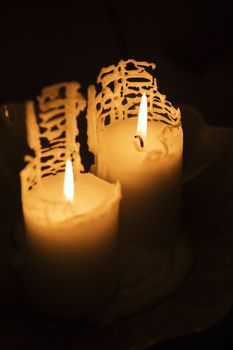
xmin=20 ymin=82 xmax=121 ymax=316
xmin=135 ymin=92 xmax=147 ymax=149
xmin=87 ymin=59 xmax=183 ymax=244
xmin=64 ymin=159 xmax=74 ymax=202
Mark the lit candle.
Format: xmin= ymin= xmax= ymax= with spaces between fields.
xmin=20 ymin=83 xmax=121 ymax=316
xmin=88 ymin=59 xmax=183 ymax=244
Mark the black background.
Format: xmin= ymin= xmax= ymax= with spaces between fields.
xmin=0 ymin=2 xmax=232 ymax=349
xmin=0 ymin=2 xmax=232 ymax=128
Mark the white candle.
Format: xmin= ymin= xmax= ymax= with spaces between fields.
xmin=21 ymin=163 xmax=121 ymax=316
xmin=88 ymin=59 xmax=183 ymax=244
xmin=19 ymin=83 xmax=121 ymax=316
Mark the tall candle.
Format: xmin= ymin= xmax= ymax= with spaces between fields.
xmin=20 ymin=83 xmax=121 ymax=316
xmin=88 ymin=59 xmax=183 ymax=244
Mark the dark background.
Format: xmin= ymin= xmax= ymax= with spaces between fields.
xmin=0 ymin=2 xmax=232 ymax=128
xmin=0 ymin=2 xmax=232 ymax=349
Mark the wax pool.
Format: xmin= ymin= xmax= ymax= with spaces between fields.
xmin=20 ymin=170 xmax=121 ymax=316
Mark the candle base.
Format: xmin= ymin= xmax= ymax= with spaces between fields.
xmin=89 ymin=229 xmax=193 ymax=324
xmin=12 ymin=218 xmax=117 ymax=318
xmin=12 ymin=217 xmax=192 ymax=321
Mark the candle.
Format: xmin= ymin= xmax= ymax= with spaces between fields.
xmin=20 ymin=83 xmax=121 ymax=316
xmin=87 ymin=59 xmax=183 ymax=244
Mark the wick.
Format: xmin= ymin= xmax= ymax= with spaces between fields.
xmin=134 ymin=134 xmax=144 ymax=149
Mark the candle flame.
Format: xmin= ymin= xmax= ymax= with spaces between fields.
xmin=137 ymin=93 xmax=147 ymax=139
xmin=4 ymin=105 xmax=9 ymax=118
xmin=64 ymin=159 xmax=74 ymax=202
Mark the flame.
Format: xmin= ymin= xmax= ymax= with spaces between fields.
xmin=4 ymin=105 xmax=9 ymax=118
xmin=137 ymin=93 xmax=147 ymax=139
xmin=64 ymin=159 xmax=74 ymax=202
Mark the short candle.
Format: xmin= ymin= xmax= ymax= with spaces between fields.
xmin=20 ymin=83 xmax=121 ymax=316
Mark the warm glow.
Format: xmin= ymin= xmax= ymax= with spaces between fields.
xmin=64 ymin=159 xmax=74 ymax=202
xmin=137 ymin=93 xmax=147 ymax=139
xmin=4 ymin=105 xmax=9 ymax=118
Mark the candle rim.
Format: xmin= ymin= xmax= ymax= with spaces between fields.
xmin=21 ymin=169 xmax=121 ymax=224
